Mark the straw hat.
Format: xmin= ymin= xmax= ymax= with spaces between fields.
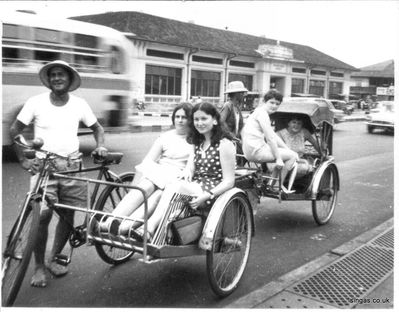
xmin=39 ymin=60 xmax=81 ymax=92
xmin=224 ymin=81 xmax=248 ymax=94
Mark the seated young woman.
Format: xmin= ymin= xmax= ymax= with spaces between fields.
xmin=241 ymin=89 xmax=298 ymax=193
xmin=131 ymin=102 xmax=237 ymax=242
xmin=99 ymin=103 xmax=193 ymax=234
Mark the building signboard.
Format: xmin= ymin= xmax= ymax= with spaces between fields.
xmin=256 ymin=44 xmax=294 ymax=60
xmin=271 ymin=62 xmax=287 ymax=72
xmin=376 ymin=87 xmax=387 ymax=95
xmin=376 ymin=86 xmax=394 ymax=96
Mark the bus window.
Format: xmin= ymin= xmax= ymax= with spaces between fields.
xmin=75 ymin=33 xmax=98 ymax=49
xmin=74 ymin=54 xmax=100 ymax=72
xmin=2 ymin=47 xmax=19 ymax=65
xmin=34 ymin=50 xmax=60 ymax=63
xmin=35 ymin=28 xmax=60 ymax=43
xmin=3 ymin=24 xmax=19 ymax=38
xmin=110 ymin=46 xmax=123 ymax=74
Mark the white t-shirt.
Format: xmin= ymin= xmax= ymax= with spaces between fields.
xmin=17 ymin=92 xmax=97 ymax=156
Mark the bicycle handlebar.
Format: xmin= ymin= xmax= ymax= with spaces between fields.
xmin=14 ymin=135 xmax=123 ymax=166
xmin=92 ymin=152 xmax=123 ymax=165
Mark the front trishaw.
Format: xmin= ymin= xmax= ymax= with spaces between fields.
xmin=2 ymin=136 xmax=255 ymax=306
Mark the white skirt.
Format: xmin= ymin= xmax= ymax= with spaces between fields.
xmin=136 ymin=160 xmax=183 ymax=189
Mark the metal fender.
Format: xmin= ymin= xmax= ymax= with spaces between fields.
xmin=199 ymin=187 xmax=253 ymax=251
xmin=310 ymin=160 xmax=340 ymax=199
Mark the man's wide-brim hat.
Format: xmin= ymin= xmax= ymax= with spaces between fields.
xmin=39 ymin=60 xmax=81 ymax=92
xmin=224 ymin=81 xmax=248 ymax=94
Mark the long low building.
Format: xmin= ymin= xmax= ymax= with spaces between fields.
xmin=72 ymin=11 xmax=358 ymax=111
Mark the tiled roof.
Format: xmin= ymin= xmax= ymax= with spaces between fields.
xmin=71 ymin=11 xmax=357 ymax=71
xmin=351 ymin=60 xmax=394 ymax=78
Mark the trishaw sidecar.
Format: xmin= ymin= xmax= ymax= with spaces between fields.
xmin=83 ymin=184 xmax=255 ymax=298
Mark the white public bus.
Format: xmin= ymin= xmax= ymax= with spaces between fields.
xmin=2 ymin=11 xmax=133 ymax=146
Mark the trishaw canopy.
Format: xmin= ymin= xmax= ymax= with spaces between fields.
xmin=271 ymin=98 xmax=335 ymax=132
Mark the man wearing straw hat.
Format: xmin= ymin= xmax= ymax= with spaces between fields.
xmin=10 ymin=60 xmax=108 ymax=287
xmin=220 ymin=81 xmax=248 ymax=165
xmin=220 ymin=81 xmax=248 ymax=139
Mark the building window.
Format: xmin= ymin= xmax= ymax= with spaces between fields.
xmin=292 ymin=67 xmax=306 ymax=74
xmin=191 ymin=70 xmax=220 ymax=97
xmin=309 ymin=80 xmax=325 ymax=96
xmin=329 ymin=81 xmax=343 ymax=97
xmin=311 ymin=69 xmax=326 ymax=76
xmin=291 ymin=78 xmax=305 ymax=94
xmin=331 ymin=72 xmax=344 ymax=78
xmin=192 ymin=55 xmax=223 ymax=65
xmin=146 ymin=49 xmax=184 ymax=60
xmin=145 ymin=65 xmax=182 ymax=95
xmin=228 ymin=73 xmax=253 ymax=90
xmin=230 ymin=60 xmax=255 ymax=68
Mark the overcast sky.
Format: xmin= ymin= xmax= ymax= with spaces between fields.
xmin=1 ymin=1 xmax=398 ymax=68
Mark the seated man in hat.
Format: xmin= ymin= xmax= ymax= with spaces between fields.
xmin=10 ymin=60 xmax=108 ymax=288
xmin=220 ymin=81 xmax=248 ymax=165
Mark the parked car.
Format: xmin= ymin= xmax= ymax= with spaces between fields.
xmin=325 ymin=99 xmax=346 ymax=123
xmin=328 ymin=99 xmax=354 ymax=115
xmin=365 ymin=102 xmax=395 ymax=134
xmin=366 ymin=101 xmax=394 ymax=114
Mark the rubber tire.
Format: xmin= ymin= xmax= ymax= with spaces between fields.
xmin=312 ymin=165 xmax=338 ymax=225
xmin=367 ymin=125 xmax=374 ymax=133
xmin=94 ymin=172 xmax=135 ymax=265
xmin=2 ymin=200 xmax=40 ymax=307
xmin=206 ymin=193 xmax=253 ymax=297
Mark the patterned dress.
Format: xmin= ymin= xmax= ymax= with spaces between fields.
xmin=192 ymin=141 xmax=223 ymax=208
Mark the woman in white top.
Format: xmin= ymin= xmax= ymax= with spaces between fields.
xmin=242 ymin=90 xmax=298 ymax=192
xmin=101 ymin=103 xmax=192 ymax=233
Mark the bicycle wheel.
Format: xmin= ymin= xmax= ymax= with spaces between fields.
xmin=94 ymin=172 xmax=135 ymax=265
xmin=312 ymin=165 xmax=338 ymax=225
xmin=2 ymin=199 xmax=40 ymax=306
xmin=206 ymin=193 xmax=252 ymax=297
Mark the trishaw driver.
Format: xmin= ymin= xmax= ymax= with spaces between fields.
xmin=10 ymin=60 xmax=108 ymax=287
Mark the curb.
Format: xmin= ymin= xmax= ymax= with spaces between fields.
xmin=129 ymin=125 xmax=172 ymax=133
xmin=226 ymin=217 xmax=393 ymax=308
xmin=132 ymin=112 xmax=172 ymax=117
xmin=343 ymin=117 xmax=367 ymax=122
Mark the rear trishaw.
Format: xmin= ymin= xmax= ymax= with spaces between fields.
xmin=235 ymin=100 xmax=340 ymax=225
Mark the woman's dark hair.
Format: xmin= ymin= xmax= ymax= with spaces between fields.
xmin=187 ymin=102 xmax=233 ymax=145
xmin=264 ymin=89 xmax=283 ymax=103
xmin=171 ymin=102 xmax=193 ymax=125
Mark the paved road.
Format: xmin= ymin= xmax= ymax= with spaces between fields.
xmin=2 ymin=121 xmax=394 ymax=307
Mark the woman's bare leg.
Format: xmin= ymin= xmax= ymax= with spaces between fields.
xmin=118 ymin=189 xmax=162 ymax=233
xmin=278 ymin=148 xmax=297 ymax=189
xmin=112 ymin=178 xmax=156 ymax=217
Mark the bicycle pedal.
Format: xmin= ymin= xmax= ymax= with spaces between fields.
xmin=53 ymin=254 xmax=71 ymax=266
